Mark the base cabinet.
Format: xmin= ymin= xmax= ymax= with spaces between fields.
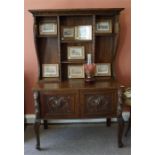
xmin=40 ymin=89 xmax=117 ymax=119
xmin=33 ymin=82 xmax=125 ymax=150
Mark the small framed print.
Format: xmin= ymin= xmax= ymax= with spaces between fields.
xmin=96 ymin=20 xmax=112 ymax=33
xmin=39 ymin=22 xmax=57 ymax=35
xmin=75 ymin=25 xmax=92 ymax=40
xmin=67 ymin=46 xmax=85 ymax=60
xmin=95 ymin=63 xmax=111 ymax=76
xmin=68 ymin=65 xmax=85 ymax=78
xmin=42 ymin=64 xmax=59 ymax=77
xmin=62 ymin=27 xmax=75 ymax=40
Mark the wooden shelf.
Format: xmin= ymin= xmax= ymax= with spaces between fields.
xmin=61 ymin=60 xmax=86 ymax=64
xmin=37 ymin=35 xmax=58 ymax=38
xmin=95 ymin=33 xmax=116 ymax=37
xmin=40 ymin=78 xmax=61 ymax=83
xmin=60 ymin=40 xmax=92 ymax=43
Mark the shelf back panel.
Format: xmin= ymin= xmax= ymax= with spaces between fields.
xmin=95 ymin=36 xmax=113 ymax=63
xmin=37 ymin=37 xmax=59 ymax=64
xmin=60 ymin=15 xmax=93 ymax=26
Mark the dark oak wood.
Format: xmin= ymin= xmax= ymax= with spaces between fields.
xmin=124 ymin=94 xmax=131 ymax=137
xmin=40 ymin=90 xmax=79 ymax=119
xmin=95 ymin=36 xmax=113 ymax=62
xmin=43 ymin=120 xmax=48 ymax=129
xmin=117 ymin=87 xmax=125 ymax=148
xmin=30 ymin=8 xmax=125 ymax=149
xmin=29 ymin=8 xmax=124 ymax=16
xmin=118 ymin=116 xmax=124 ymax=147
xmin=34 ymin=120 xmax=41 ymax=150
xmin=106 ymin=118 xmax=111 ymax=127
xmin=33 ymin=91 xmax=41 ymax=150
xmin=125 ymin=114 xmax=131 ymax=137
xmin=60 ymin=15 xmax=92 ymax=27
xmin=80 ymin=89 xmax=117 ymax=118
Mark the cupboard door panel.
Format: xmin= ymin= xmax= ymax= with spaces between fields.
xmin=80 ymin=89 xmax=117 ymax=117
xmin=40 ymin=90 xmax=79 ymax=118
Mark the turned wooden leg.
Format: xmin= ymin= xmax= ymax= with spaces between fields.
xmin=125 ymin=115 xmax=131 ymax=137
xmin=34 ymin=120 xmax=41 ymax=150
xmin=24 ymin=116 xmax=27 ymax=131
xmin=118 ymin=116 xmax=125 ymax=148
xmin=43 ymin=120 xmax=48 ymax=129
xmin=106 ymin=118 xmax=111 ymax=127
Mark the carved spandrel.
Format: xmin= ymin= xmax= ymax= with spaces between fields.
xmin=46 ymin=96 xmax=72 ymax=113
xmin=86 ymin=95 xmax=112 ymax=113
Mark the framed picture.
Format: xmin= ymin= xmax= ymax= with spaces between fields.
xmin=75 ymin=25 xmax=92 ymax=40
xmin=42 ymin=64 xmax=59 ymax=77
xmin=62 ymin=27 xmax=75 ymax=40
xmin=96 ymin=20 xmax=112 ymax=33
xmin=67 ymin=46 xmax=85 ymax=60
xmin=68 ymin=65 xmax=85 ymax=78
xmin=39 ymin=22 xmax=57 ymax=35
xmin=95 ymin=63 xmax=111 ymax=76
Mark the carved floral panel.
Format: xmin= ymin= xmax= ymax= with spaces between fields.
xmin=45 ymin=96 xmax=73 ymax=114
xmin=85 ymin=94 xmax=112 ymax=113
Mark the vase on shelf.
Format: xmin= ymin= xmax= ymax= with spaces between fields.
xmin=84 ymin=53 xmax=96 ymax=83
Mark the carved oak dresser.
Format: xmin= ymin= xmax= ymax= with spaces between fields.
xmin=29 ymin=8 xmax=125 ymax=150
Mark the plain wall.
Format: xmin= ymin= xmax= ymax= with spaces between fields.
xmin=24 ymin=0 xmax=131 ymax=114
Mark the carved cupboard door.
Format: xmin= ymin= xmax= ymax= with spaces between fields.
xmin=40 ymin=90 xmax=79 ymax=118
xmin=80 ymin=89 xmax=117 ymax=118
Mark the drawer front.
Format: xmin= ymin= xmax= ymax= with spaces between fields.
xmin=40 ymin=90 xmax=79 ymax=118
xmin=80 ymin=89 xmax=117 ymax=117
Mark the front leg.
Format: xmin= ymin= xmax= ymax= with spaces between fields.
xmin=44 ymin=120 xmax=48 ymax=129
xmin=117 ymin=115 xmax=124 ymax=147
xmin=125 ymin=114 xmax=131 ymax=137
xmin=34 ymin=119 xmax=41 ymax=150
xmin=33 ymin=91 xmax=41 ymax=150
xmin=117 ymin=86 xmax=125 ymax=147
xmin=106 ymin=118 xmax=111 ymax=127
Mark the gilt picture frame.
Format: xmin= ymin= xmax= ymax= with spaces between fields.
xmin=61 ymin=27 xmax=75 ymax=40
xmin=75 ymin=25 xmax=92 ymax=40
xmin=95 ymin=63 xmax=111 ymax=76
xmin=39 ymin=22 xmax=57 ymax=35
xmin=67 ymin=46 xmax=85 ymax=60
xmin=68 ymin=65 xmax=85 ymax=78
xmin=96 ymin=20 xmax=112 ymax=33
xmin=42 ymin=64 xmax=59 ymax=77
